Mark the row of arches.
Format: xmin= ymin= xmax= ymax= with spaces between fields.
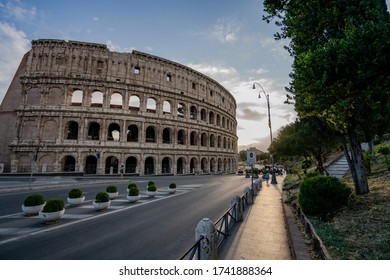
xmin=63 ymin=155 xmax=235 ymax=175
xmin=66 ymin=120 xmax=237 ymax=150
xmin=69 ymin=89 xmax=236 ymax=132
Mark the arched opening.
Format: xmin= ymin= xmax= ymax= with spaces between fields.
xmin=91 ymin=91 xmax=104 ymax=107
xmin=190 ymin=158 xmax=197 ymax=174
xmin=190 ymin=131 xmax=197 ymax=146
xmin=105 ymin=156 xmax=119 ymax=174
xmin=162 ymin=157 xmax=171 ymax=174
xmin=108 ymin=123 xmax=120 ymax=141
xmin=129 ymin=95 xmax=140 ymax=110
xmin=127 ymin=125 xmax=138 ymax=142
xmin=66 ymin=121 xmax=79 ymax=140
xmin=200 ymin=109 xmax=206 ymax=121
xmin=145 ymin=126 xmax=156 ymax=142
xmin=162 ymin=128 xmax=171 ymax=144
xmin=210 ymin=134 xmax=215 ymax=147
xmin=71 ymin=90 xmax=83 ymax=106
xmin=63 ymin=156 xmax=76 ymax=172
xmin=201 ymin=158 xmax=208 ymax=173
xmin=209 ymin=111 xmax=214 ymax=124
xmin=201 ymin=133 xmax=208 ymax=147
xmin=177 ymin=157 xmax=184 ymax=174
xmin=85 ymin=156 xmax=97 ymax=174
xmin=177 ymin=129 xmax=185 ymax=145
xmin=87 ymin=122 xmax=100 ymax=140
xmin=163 ymin=100 xmax=171 ymax=114
xmin=146 ymin=98 xmax=156 ymax=112
xmin=190 ymin=106 xmax=197 ymax=120
xmin=177 ymin=103 xmax=185 ymax=118
xmin=144 ymin=157 xmax=154 ymax=175
xmin=210 ymin=158 xmax=216 ymax=173
xmin=110 ymin=92 xmax=123 ymax=109
xmin=126 ymin=156 xmax=137 ymax=173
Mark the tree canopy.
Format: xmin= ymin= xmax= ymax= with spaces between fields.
xmin=263 ymin=0 xmax=390 ymax=194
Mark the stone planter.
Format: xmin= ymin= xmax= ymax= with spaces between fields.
xmin=127 ymin=194 xmax=140 ymax=203
xmin=168 ymin=188 xmax=176 ymax=194
xmin=146 ymin=190 xmax=157 ymax=197
xmin=39 ymin=209 xmax=65 ymax=223
xmin=93 ymin=200 xmax=111 ymax=210
xmin=107 ymin=192 xmax=119 ymax=199
xmin=67 ymin=196 xmax=85 ymax=206
xmin=22 ymin=203 xmax=45 ymax=216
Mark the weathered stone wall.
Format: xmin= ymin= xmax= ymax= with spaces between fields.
xmin=0 ymin=39 xmax=238 ymax=175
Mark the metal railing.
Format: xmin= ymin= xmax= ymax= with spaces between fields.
xmin=180 ymin=180 xmax=261 ymax=260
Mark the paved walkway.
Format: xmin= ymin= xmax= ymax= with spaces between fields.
xmin=218 ymin=175 xmax=310 ymax=260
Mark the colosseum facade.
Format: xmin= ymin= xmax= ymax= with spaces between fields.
xmin=0 ymin=39 xmax=238 ymax=176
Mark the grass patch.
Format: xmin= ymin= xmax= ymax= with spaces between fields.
xmin=286 ymin=156 xmax=390 ymax=259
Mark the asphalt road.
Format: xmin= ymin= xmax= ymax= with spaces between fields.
xmin=0 ymin=174 xmax=251 ymax=259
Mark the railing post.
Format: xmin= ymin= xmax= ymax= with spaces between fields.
xmin=195 ymin=218 xmax=218 ymax=260
xmin=231 ymin=195 xmax=243 ymax=222
xmin=245 ymin=187 xmax=253 ymax=204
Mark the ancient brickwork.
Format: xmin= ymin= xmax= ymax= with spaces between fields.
xmin=0 ymin=39 xmax=238 ymax=175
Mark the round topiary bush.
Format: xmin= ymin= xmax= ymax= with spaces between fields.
xmin=68 ymin=188 xmax=83 ymax=198
xmin=147 ymin=183 xmax=157 ymax=192
xmin=42 ymin=198 xmax=65 ymax=212
xmin=128 ymin=182 xmax=138 ymax=190
xmin=106 ymin=185 xmax=118 ymax=193
xmin=95 ymin=192 xmax=110 ymax=203
xmin=128 ymin=186 xmax=139 ymax=196
xmin=23 ymin=194 xmax=45 ymax=206
xmin=169 ymin=183 xmax=176 ymax=189
xmin=298 ymin=175 xmax=351 ymax=218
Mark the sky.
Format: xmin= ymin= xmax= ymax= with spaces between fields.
xmin=1 ymin=0 xmax=389 ymax=152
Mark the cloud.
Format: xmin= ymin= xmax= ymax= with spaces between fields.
xmin=211 ymin=18 xmax=241 ymax=44
xmin=93 ymin=16 xmax=99 ymax=21
xmin=237 ymin=108 xmax=267 ymax=121
xmin=1 ymin=1 xmax=37 ymax=22
xmin=0 ymin=22 xmax=30 ymax=102
xmin=106 ymin=40 xmax=134 ymax=53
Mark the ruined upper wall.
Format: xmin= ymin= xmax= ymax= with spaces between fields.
xmin=25 ymin=39 xmax=236 ymax=113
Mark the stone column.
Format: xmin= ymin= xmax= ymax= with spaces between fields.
xmin=195 ymin=218 xmax=218 ymax=260
xmin=231 ymin=195 xmax=243 ymax=222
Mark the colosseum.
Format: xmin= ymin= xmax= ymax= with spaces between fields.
xmin=0 ymin=39 xmax=238 ymax=176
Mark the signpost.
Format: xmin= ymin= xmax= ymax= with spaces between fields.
xmin=246 ymin=150 xmax=256 ymax=188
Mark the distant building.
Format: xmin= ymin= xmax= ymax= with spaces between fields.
xmin=0 ymin=39 xmax=238 ymax=175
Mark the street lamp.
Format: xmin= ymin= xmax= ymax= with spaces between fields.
xmin=252 ymin=82 xmax=277 ymax=184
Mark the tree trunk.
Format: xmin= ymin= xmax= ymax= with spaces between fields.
xmin=346 ymin=128 xmax=369 ymax=195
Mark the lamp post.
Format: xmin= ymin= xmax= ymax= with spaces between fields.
xmin=252 ymin=82 xmax=277 ymax=184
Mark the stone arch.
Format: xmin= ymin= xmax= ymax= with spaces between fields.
xmin=42 ymin=120 xmax=57 ymax=140
xmin=177 ymin=129 xmax=185 ymax=145
xmin=21 ymin=120 xmax=38 ymax=140
xmin=47 ymin=87 xmax=62 ymax=105
xmin=71 ymin=89 xmax=83 ymax=106
xmin=85 ymin=155 xmax=97 ymax=174
xmin=146 ymin=97 xmax=157 ymax=112
xmin=127 ymin=124 xmax=139 ymax=142
xmin=162 ymin=157 xmax=171 ymax=174
xmin=87 ymin=122 xmax=100 ymax=140
xmin=144 ymin=156 xmax=155 ymax=175
xmin=105 ymin=156 xmax=119 ymax=174
xmin=107 ymin=123 xmax=120 ymax=141
xmin=177 ymin=157 xmax=185 ymax=174
xmin=190 ymin=131 xmax=197 ymax=146
xmin=145 ymin=126 xmax=156 ymax=142
xmin=190 ymin=157 xmax=197 ymax=174
xmin=162 ymin=127 xmax=171 ymax=144
xmin=26 ymin=87 xmax=41 ymax=105
xmin=201 ymin=157 xmax=208 ymax=173
xmin=63 ymin=155 xmax=76 ymax=172
xmin=110 ymin=92 xmax=123 ymax=108
xmin=163 ymin=100 xmax=171 ymax=114
xmin=129 ymin=95 xmax=140 ymax=110
xmin=66 ymin=121 xmax=79 ymax=140
xmin=91 ymin=91 xmax=103 ymax=107
xmin=126 ymin=156 xmax=137 ymax=173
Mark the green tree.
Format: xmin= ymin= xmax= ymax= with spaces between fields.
xmin=264 ymin=0 xmax=390 ymax=195
xmin=270 ymin=117 xmax=340 ymax=175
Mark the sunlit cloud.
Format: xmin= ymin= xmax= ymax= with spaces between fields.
xmin=0 ymin=22 xmax=30 ymax=101
xmin=1 ymin=1 xmax=37 ymax=22
xmin=211 ymin=18 xmax=241 ymax=44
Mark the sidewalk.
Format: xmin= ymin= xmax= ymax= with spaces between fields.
xmin=218 ymin=175 xmax=312 ymax=260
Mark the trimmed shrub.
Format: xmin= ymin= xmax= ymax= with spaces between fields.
xmin=42 ymin=198 xmax=64 ymax=212
xmin=106 ymin=185 xmax=118 ymax=193
xmin=23 ymin=194 xmax=45 ymax=206
xmin=95 ymin=192 xmax=110 ymax=203
xmin=298 ymin=175 xmax=351 ymax=218
xmin=128 ymin=182 xmax=138 ymax=190
xmin=128 ymin=186 xmax=139 ymax=196
xmin=169 ymin=183 xmax=176 ymax=189
xmin=147 ymin=183 xmax=157 ymax=192
xmin=68 ymin=188 xmax=83 ymax=198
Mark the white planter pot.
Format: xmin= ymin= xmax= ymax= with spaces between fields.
xmin=22 ymin=203 xmax=45 ymax=215
xmin=146 ymin=190 xmax=157 ymax=197
xmin=93 ymin=200 xmax=111 ymax=210
xmin=67 ymin=196 xmax=85 ymax=206
xmin=107 ymin=192 xmax=119 ymax=199
xmin=127 ymin=194 xmax=140 ymax=203
xmin=168 ymin=188 xmax=176 ymax=194
xmin=39 ymin=209 xmax=65 ymax=223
